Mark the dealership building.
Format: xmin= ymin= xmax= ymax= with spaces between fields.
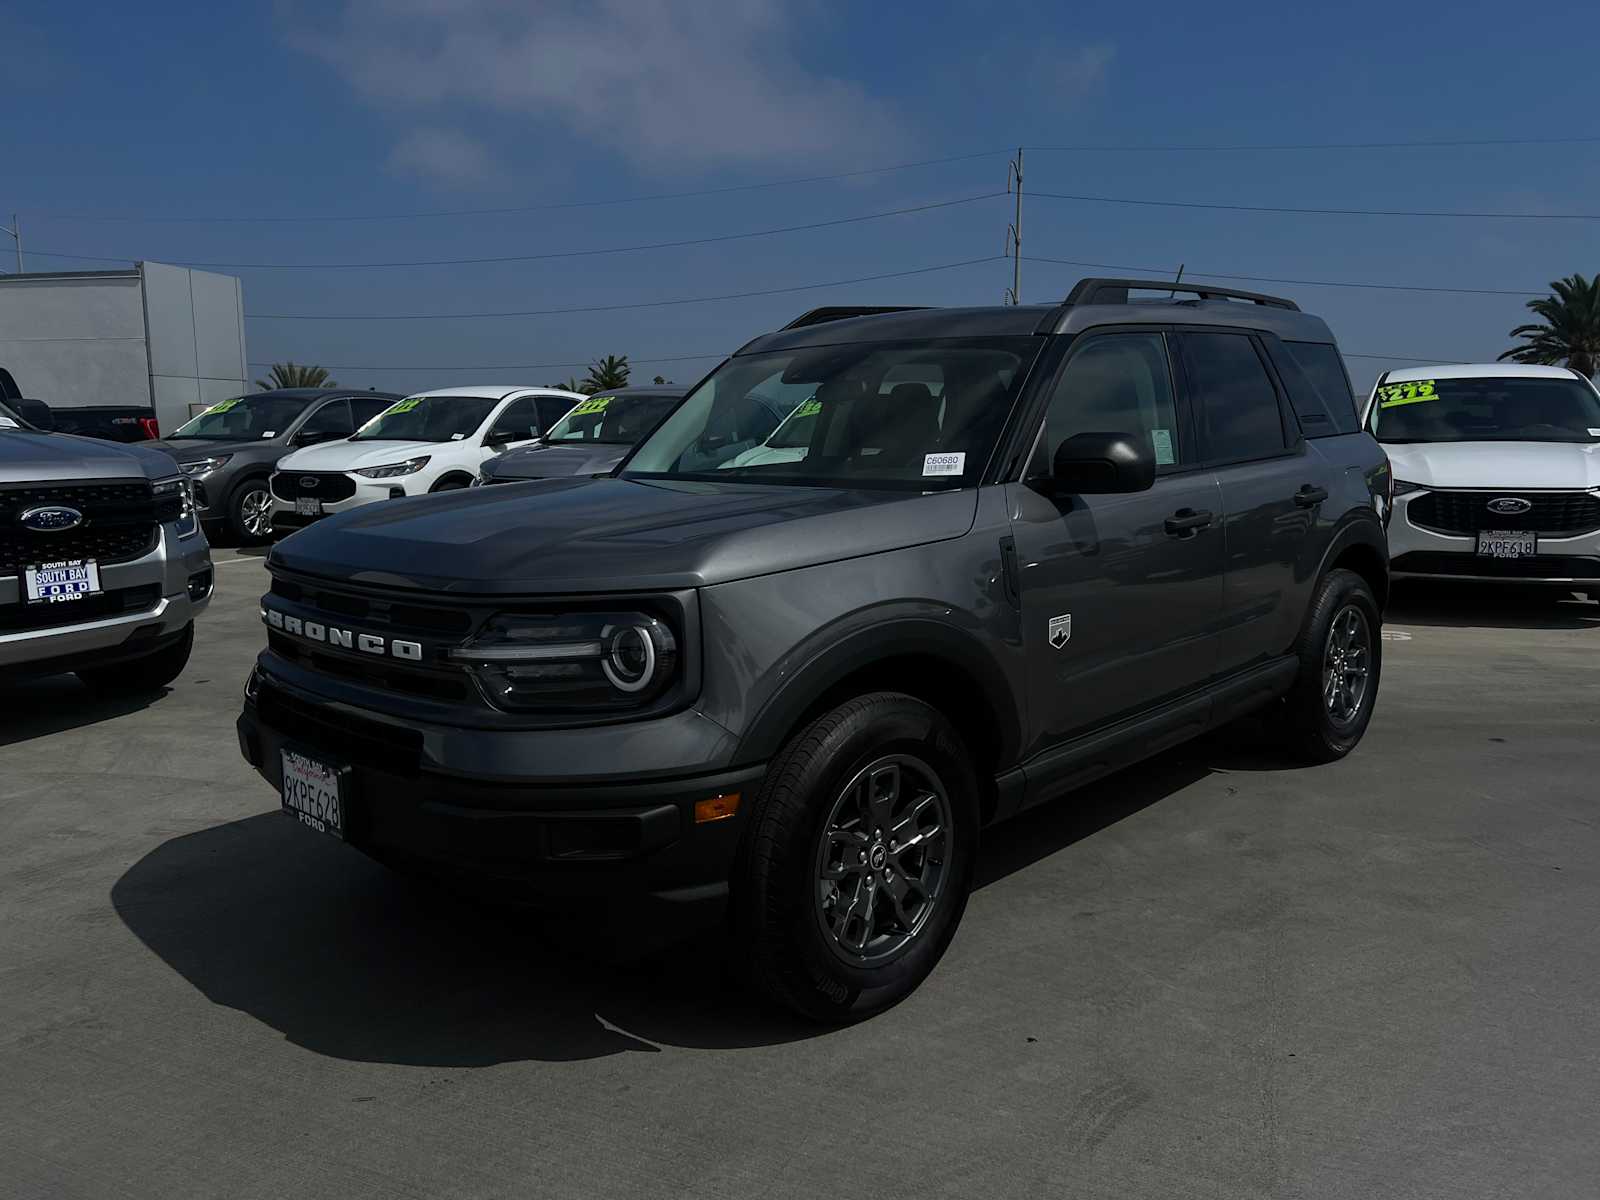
xmin=0 ymin=261 xmax=247 ymax=433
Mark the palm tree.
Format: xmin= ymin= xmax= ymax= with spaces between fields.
xmin=557 ymin=375 xmax=593 ymax=395
xmin=584 ymin=354 xmax=630 ymax=393
xmin=1499 ymin=273 xmax=1600 ymax=379
xmin=255 ymin=362 xmax=336 ymax=390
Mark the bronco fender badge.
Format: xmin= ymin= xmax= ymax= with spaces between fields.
xmin=1048 ymin=614 xmax=1072 ymax=650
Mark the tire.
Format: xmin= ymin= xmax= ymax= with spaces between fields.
xmin=429 ymin=475 xmax=472 ymax=493
xmin=732 ymin=692 xmax=979 ymax=1022
xmin=228 ymin=478 xmax=275 ymax=544
xmin=1277 ymin=569 xmax=1382 ymax=763
xmin=77 ymin=622 xmax=194 ymax=694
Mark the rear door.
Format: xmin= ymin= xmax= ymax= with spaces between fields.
xmin=1007 ymin=330 xmax=1225 ymax=754
xmin=1176 ymin=330 xmax=1317 ymax=674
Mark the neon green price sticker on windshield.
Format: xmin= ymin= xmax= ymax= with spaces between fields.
xmin=206 ymin=398 xmax=242 ymax=414
xmin=571 ymin=395 xmax=612 ymax=416
xmin=793 ymin=399 xmax=822 ymax=419
xmin=388 ymin=397 xmax=422 ymax=414
xmin=1377 ymin=380 xmax=1438 ymax=408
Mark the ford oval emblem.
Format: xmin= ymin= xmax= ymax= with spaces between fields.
xmin=19 ymin=505 xmax=84 ymax=533
xmin=1486 ymin=497 xmax=1532 ymax=516
xmin=300 ymin=477 xmax=319 ymax=489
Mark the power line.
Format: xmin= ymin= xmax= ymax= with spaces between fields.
xmin=1343 ymin=352 xmax=1463 ymax=363
xmin=1024 ymin=255 xmax=1543 ymax=297
xmin=246 ymin=353 xmax=724 ymax=372
xmin=1031 ymin=190 xmax=1600 ymax=221
xmin=26 ymin=192 xmax=1005 ymax=270
xmin=249 ymin=256 xmax=1003 ymax=320
xmin=1028 ymin=134 xmax=1600 ymax=152
xmin=36 ymin=152 xmax=1008 ymax=225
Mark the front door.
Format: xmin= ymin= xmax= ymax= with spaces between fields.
xmin=1008 ymin=330 xmax=1225 ymax=761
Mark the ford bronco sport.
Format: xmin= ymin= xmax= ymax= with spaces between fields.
xmin=237 ymin=279 xmax=1390 ymax=1020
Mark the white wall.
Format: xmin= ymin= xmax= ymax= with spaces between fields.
xmin=142 ymin=262 xmax=248 ymax=431
xmin=0 ymin=271 xmax=151 ymax=408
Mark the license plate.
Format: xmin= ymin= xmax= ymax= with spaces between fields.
xmin=295 ymin=497 xmax=323 ymax=517
xmin=1477 ymin=531 xmax=1537 ymax=559
xmin=281 ymin=748 xmax=346 ymax=839
xmin=25 ymin=559 xmax=101 ymax=604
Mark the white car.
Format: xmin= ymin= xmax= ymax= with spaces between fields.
xmin=269 ymin=386 xmax=582 ymax=532
xmin=1363 ymin=363 xmax=1600 ymax=598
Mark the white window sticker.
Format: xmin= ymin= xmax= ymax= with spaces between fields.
xmin=261 ymin=431 xmax=276 ymax=438
xmin=1589 ymin=428 xmax=1600 ymax=436
xmin=1152 ymin=428 xmax=1175 ymax=466
xmin=451 ymin=432 xmax=466 ymax=440
xmin=0 ymin=416 xmax=19 ymax=429
xmin=922 ymin=452 xmax=966 ymax=477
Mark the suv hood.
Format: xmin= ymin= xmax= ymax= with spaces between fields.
xmin=148 ymin=437 xmax=280 ymax=462
xmin=279 ymin=439 xmax=434 ymax=471
xmin=0 ymin=429 xmax=177 ymax=482
xmin=1384 ymin=440 xmax=1600 ymax=490
xmin=484 ymin=441 xmax=626 ymax=480
xmin=270 ymin=476 xmax=979 ymax=594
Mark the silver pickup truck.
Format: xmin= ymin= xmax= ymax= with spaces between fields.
xmin=1 ymin=397 xmax=212 ymax=689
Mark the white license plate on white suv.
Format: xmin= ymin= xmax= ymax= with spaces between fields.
xmin=281 ymin=748 xmax=345 ymax=839
xmin=295 ymin=497 xmax=323 ymax=517
xmin=1477 ymin=531 xmax=1537 ymax=559
xmin=25 ymin=559 xmax=101 ymax=604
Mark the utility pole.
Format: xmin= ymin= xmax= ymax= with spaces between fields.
xmin=1004 ymin=147 xmax=1023 ymax=305
xmin=1 ymin=214 xmax=21 ymax=273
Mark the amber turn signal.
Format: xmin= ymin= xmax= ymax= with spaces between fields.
xmin=694 ymin=793 xmax=741 ymax=824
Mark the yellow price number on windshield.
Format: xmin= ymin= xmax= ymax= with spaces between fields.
xmin=1377 ymin=380 xmax=1438 ymax=408
xmin=793 ymin=399 xmax=822 ymax=419
xmin=387 ymin=397 xmax=422 ymax=414
xmin=206 ymin=398 xmax=242 ymax=414
xmin=570 ymin=395 xmax=612 ymax=417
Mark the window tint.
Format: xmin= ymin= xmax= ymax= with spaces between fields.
xmin=1037 ymin=332 xmax=1182 ymax=471
xmin=350 ymin=397 xmax=393 ymax=426
xmin=536 ymin=395 xmax=578 ymax=432
xmin=1183 ymin=333 xmax=1288 ymax=461
xmin=1282 ymin=341 xmax=1358 ymax=435
xmin=299 ymin=399 xmax=352 ymax=437
xmin=487 ymin=397 xmax=538 ymax=442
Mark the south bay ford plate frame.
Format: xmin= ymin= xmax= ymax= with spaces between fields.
xmin=281 ymin=748 xmax=347 ymax=839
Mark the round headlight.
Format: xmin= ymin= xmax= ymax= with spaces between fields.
xmin=602 ymin=624 xmax=657 ymax=692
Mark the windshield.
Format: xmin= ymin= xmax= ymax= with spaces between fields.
xmin=1370 ymin=376 xmax=1600 ymax=444
xmin=544 ymin=393 xmax=681 ymax=444
xmin=168 ymin=394 xmax=307 ymax=440
xmin=623 ymin=338 xmax=1038 ymax=489
xmin=353 ymin=395 xmax=499 ymax=442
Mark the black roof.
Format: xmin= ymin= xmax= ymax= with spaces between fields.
xmin=240 ymin=388 xmax=405 ymax=400
xmin=738 ymin=278 xmax=1339 ymax=356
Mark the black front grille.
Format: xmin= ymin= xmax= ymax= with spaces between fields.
xmin=1392 ymin=551 xmax=1600 ymax=580
xmin=270 ymin=576 xmax=473 ymax=636
xmin=271 ymin=472 xmax=357 ymax=502
xmin=268 ymin=631 xmax=469 ymax=701
xmin=1408 ymin=490 xmax=1600 ymax=536
xmin=0 ymin=480 xmax=160 ymax=576
xmin=0 ymin=583 xmax=162 ymax=631
xmin=256 ymin=677 xmax=424 ymax=772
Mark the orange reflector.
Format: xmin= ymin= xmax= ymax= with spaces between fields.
xmin=694 ymin=793 xmax=741 ymax=824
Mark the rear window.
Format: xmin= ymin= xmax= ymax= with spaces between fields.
xmin=1274 ymin=341 xmax=1359 ymax=437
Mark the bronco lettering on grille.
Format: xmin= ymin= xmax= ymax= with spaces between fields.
xmin=263 ymin=606 xmax=423 ymax=661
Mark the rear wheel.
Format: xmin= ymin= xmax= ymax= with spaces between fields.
xmin=228 ymin=479 xmax=275 ymax=544
xmin=732 ymin=692 xmax=978 ymax=1022
xmin=1277 ymin=569 xmax=1382 ymax=762
xmin=77 ymin=623 xmax=194 ymax=694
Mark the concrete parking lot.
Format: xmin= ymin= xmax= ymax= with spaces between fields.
xmin=3 ymin=549 xmax=1598 ymax=1199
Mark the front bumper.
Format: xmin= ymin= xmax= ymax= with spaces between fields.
xmin=237 ymin=669 xmax=763 ymax=899
xmin=269 ymin=474 xmax=413 ymax=531
xmin=1389 ymin=492 xmax=1600 ymax=586
xmin=0 ymin=522 xmax=212 ymax=676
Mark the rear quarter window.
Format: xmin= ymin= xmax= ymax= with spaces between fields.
xmin=1276 ymin=341 xmax=1360 ymax=437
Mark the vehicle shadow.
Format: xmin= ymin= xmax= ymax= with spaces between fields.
xmin=1387 ymin=583 xmax=1600 ymax=631
xmin=0 ymin=675 xmax=167 ymax=748
xmin=112 ymin=729 xmax=1271 ymax=1064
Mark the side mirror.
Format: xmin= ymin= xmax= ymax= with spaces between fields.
xmin=1049 ymin=431 xmax=1156 ymax=494
xmin=483 ymin=430 xmax=515 ymax=448
xmin=12 ymin=397 xmax=54 ymax=431
xmin=294 ymin=429 xmax=342 ymax=447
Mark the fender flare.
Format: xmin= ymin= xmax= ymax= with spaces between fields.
xmin=1313 ymin=508 xmax=1390 ymax=604
xmin=429 ymin=471 xmax=478 ymax=492
xmin=734 ymin=616 xmax=1023 ymax=768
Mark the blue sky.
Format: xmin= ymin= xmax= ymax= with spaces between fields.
xmin=5 ymin=0 xmax=1599 ymax=394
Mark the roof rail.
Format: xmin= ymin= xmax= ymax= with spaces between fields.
xmin=1063 ymin=277 xmax=1300 ymax=312
xmin=780 ymin=305 xmax=929 ymax=331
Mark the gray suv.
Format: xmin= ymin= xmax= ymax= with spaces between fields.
xmin=237 ymin=279 xmax=1389 ymax=1020
xmin=150 ymin=389 xmax=401 ymax=542
xmin=2 ymin=397 xmax=212 ymax=689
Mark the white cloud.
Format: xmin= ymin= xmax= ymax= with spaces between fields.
xmin=290 ymin=0 xmax=906 ymax=172
xmin=388 ymin=127 xmax=496 ymax=185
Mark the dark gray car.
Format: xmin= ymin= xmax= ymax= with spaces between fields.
xmin=237 ymin=280 xmax=1390 ymax=1020
xmin=476 ymin=385 xmax=686 ymax=484
xmin=149 ymin=389 xmax=401 ymax=542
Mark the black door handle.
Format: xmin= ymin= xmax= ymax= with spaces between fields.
xmin=1164 ymin=508 xmax=1214 ymax=537
xmin=1294 ymin=485 xmax=1330 ymax=508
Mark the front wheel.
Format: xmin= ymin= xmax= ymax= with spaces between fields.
xmin=77 ymin=623 xmax=194 ymax=694
xmin=228 ymin=479 xmax=275 ymax=544
xmin=1277 ymin=569 xmax=1382 ymax=762
xmin=732 ymin=692 xmax=979 ymax=1022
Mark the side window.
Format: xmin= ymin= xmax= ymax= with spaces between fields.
xmin=1036 ymin=332 xmax=1182 ymax=472
xmin=536 ymin=395 xmax=577 ymax=432
xmin=487 ymin=397 xmax=538 ymax=442
xmin=1181 ymin=333 xmax=1290 ymax=461
xmin=1282 ymin=341 xmax=1359 ymax=435
xmin=299 ymin=399 xmax=352 ymax=437
xmin=350 ymin=397 xmax=392 ymax=428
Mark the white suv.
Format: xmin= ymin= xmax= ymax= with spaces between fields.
xmin=1363 ymin=363 xmax=1600 ymax=597
xmin=270 ymin=386 xmax=581 ymax=533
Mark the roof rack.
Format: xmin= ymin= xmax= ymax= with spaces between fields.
xmin=780 ymin=305 xmax=930 ymax=331
xmin=1062 ymin=277 xmax=1300 ymax=312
